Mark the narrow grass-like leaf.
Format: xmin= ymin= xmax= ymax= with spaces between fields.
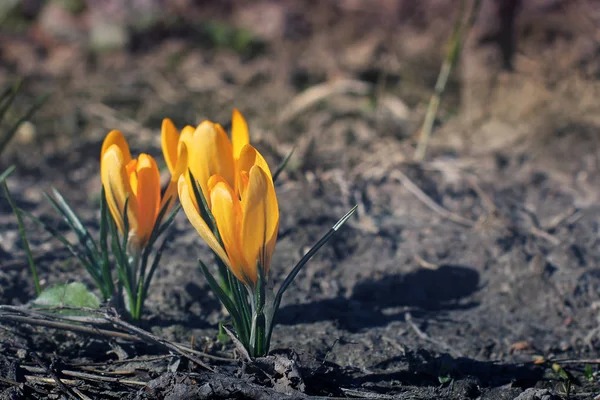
xmin=0 ymin=93 xmax=49 ymax=156
xmin=2 ymin=182 xmax=41 ymax=295
xmin=272 ymin=147 xmax=295 ymax=182
xmin=188 ymin=171 xmax=218 ymax=234
xmin=19 ymin=208 xmax=100 ymax=285
xmin=198 ymin=259 xmax=246 ymax=343
xmin=266 ymin=205 xmax=357 ymax=347
xmin=0 ymin=81 xmax=22 ymax=124
xmin=156 ymin=204 xmax=180 ymax=238
xmin=0 ymin=165 xmax=15 ymax=183
xmin=44 ymin=191 xmax=102 ymax=282
xmin=189 ymin=170 xmax=231 ymax=287
xmin=99 ymin=187 xmax=113 ymax=299
xmin=139 ymin=234 xmax=172 ymax=314
xmin=276 ymin=205 xmax=357 ymax=300
xmin=48 ymin=189 xmax=99 ymax=258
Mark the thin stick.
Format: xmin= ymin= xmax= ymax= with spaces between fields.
xmin=405 ymin=312 xmax=462 ymax=358
xmin=30 ymin=352 xmax=81 ymax=400
xmin=0 ymin=314 xmax=138 ymax=341
xmin=0 ymin=308 xmax=235 ymax=363
xmin=104 ymin=311 xmax=216 ymax=372
xmin=391 ymin=169 xmax=475 ymax=227
xmin=22 ymin=366 xmax=146 ymax=386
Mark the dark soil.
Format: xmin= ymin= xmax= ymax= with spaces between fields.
xmin=1 ymin=0 xmax=600 ymax=399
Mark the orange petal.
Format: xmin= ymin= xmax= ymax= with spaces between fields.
xmin=241 ymin=166 xmax=279 ymax=281
xmin=231 ymin=109 xmax=250 ymax=159
xmin=160 ymin=140 xmax=189 ymax=212
xmin=135 ymin=154 xmax=161 ymax=246
xmin=161 ymin=118 xmax=179 ymax=174
xmin=101 ymin=144 xmax=137 ymax=236
xmin=101 ymin=130 xmax=132 ymax=166
xmin=178 ymin=175 xmax=231 ymax=268
xmin=210 ymin=179 xmax=247 ymax=283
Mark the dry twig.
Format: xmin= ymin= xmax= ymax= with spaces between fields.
xmin=390 ymin=169 xmax=475 ymax=227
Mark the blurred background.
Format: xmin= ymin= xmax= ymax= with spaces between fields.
xmin=0 ymin=0 xmax=598 ymax=171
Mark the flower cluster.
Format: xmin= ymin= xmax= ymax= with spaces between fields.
xmin=24 ymin=109 xmax=354 ymax=357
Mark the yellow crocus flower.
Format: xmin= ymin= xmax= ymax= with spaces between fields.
xmin=178 ymin=143 xmax=279 ymax=286
xmin=161 ymin=110 xmax=250 ymax=208
xmin=101 ymin=130 xmax=161 ymax=249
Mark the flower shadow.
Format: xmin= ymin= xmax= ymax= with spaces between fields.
xmin=277 ymin=265 xmax=480 ymax=332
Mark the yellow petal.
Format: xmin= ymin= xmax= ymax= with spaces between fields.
xmin=101 ymin=130 xmax=132 ymax=166
xmin=238 ymin=145 xmax=272 ymax=180
xmin=241 ymin=165 xmax=279 ymax=280
xmin=161 ymin=118 xmax=179 ymax=174
xmin=180 ymin=125 xmax=195 ymax=139
xmin=210 ymin=179 xmax=247 ymax=283
xmin=231 ymin=109 xmax=249 ymax=159
xmin=101 ymin=144 xmax=137 ymax=235
xmin=135 ymin=154 xmax=161 ymax=245
xmin=178 ymin=175 xmax=231 ymax=268
xmin=190 ymin=121 xmax=235 ymax=207
xmin=237 ymin=145 xmax=272 ymax=197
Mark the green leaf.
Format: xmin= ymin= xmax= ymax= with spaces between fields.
xmin=34 ymin=282 xmax=100 ymax=309
xmin=584 ymin=364 xmax=594 ymax=382
xmin=217 ymin=321 xmax=231 ymax=344
xmin=272 ymin=147 xmax=295 ymax=182
xmin=0 ymin=165 xmax=15 ymax=183
xmin=198 ymin=259 xmax=248 ymax=346
xmin=2 ymin=181 xmax=41 ymax=295
xmin=265 ymin=205 xmax=357 ymax=350
xmin=276 ymin=205 xmax=357 ymax=301
xmin=0 ymin=91 xmax=49 ymax=156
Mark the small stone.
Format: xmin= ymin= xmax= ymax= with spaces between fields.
xmin=89 ymin=21 xmax=129 ymax=52
xmin=513 ymin=388 xmax=558 ymax=400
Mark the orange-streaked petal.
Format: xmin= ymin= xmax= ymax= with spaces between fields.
xmin=101 ymin=144 xmax=137 ymax=235
xmin=160 ymin=140 xmax=189 ymax=211
xmin=241 ymin=166 xmax=279 ymax=280
xmin=178 ymin=175 xmax=231 ymax=268
xmin=231 ymin=109 xmax=249 ymax=159
xmin=126 ymin=159 xmax=138 ymax=196
xmin=135 ymin=154 xmax=161 ymax=245
xmin=101 ymin=130 xmax=132 ymax=165
xmin=161 ymin=118 xmax=179 ymax=174
xmin=210 ymin=180 xmax=247 ymax=283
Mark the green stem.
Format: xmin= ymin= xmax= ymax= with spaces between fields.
xmin=2 ymin=182 xmax=41 ymax=295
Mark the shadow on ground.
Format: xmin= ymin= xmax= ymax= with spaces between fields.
xmin=277 ymin=265 xmax=480 ymax=332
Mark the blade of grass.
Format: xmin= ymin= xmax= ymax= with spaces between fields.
xmin=266 ymin=205 xmax=357 ymax=348
xmin=0 ymin=165 xmax=15 ymax=183
xmin=19 ymin=208 xmax=101 ymax=284
xmin=272 ymin=147 xmax=295 ymax=182
xmin=198 ymin=259 xmax=248 ymax=345
xmin=414 ymin=0 xmax=482 ymax=161
xmin=0 ymin=93 xmax=49 ymax=156
xmin=0 ymin=81 xmax=22 ymax=124
xmin=2 ymin=182 xmax=41 ymax=295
